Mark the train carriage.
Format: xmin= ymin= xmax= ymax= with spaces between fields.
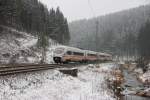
xmin=53 ymin=46 xmax=112 ymax=63
xmin=98 ymin=53 xmax=112 ymax=61
xmin=53 ymin=46 xmax=85 ymax=63
xmin=85 ymin=50 xmax=98 ymax=61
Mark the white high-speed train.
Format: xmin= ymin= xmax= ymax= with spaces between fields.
xmin=53 ymin=46 xmax=112 ymax=63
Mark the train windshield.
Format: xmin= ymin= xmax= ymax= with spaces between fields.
xmin=54 ymin=48 xmax=65 ymax=54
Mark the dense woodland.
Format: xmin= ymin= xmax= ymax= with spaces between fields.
xmin=0 ymin=0 xmax=150 ymax=66
xmin=137 ymin=20 xmax=150 ymax=70
xmin=69 ymin=5 xmax=150 ymax=60
xmin=0 ymin=0 xmax=70 ymax=45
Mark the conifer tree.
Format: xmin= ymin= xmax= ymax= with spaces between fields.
xmin=0 ymin=0 xmax=70 ymax=45
xmin=138 ymin=21 xmax=150 ymax=58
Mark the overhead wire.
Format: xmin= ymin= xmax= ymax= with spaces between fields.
xmin=87 ymin=0 xmax=99 ymax=51
xmin=87 ymin=0 xmax=96 ymax=18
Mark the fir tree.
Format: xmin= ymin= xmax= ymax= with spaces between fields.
xmin=138 ymin=21 xmax=150 ymax=58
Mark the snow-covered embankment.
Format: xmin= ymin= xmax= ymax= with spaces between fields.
xmin=0 ymin=25 xmax=58 ymax=64
xmin=0 ymin=63 xmax=117 ymax=100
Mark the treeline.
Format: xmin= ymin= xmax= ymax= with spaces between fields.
xmin=69 ymin=5 xmax=150 ymax=59
xmin=138 ymin=21 xmax=150 ymax=58
xmin=0 ymin=0 xmax=70 ymax=44
xmin=134 ymin=20 xmax=150 ymax=70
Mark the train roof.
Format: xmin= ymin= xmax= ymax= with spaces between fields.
xmin=85 ymin=50 xmax=97 ymax=54
xmin=55 ymin=45 xmax=112 ymax=56
xmin=98 ymin=52 xmax=112 ymax=56
xmin=55 ymin=45 xmax=84 ymax=53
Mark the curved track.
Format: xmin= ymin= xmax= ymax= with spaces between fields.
xmin=0 ymin=63 xmax=79 ymax=76
xmin=0 ymin=61 xmax=109 ymax=76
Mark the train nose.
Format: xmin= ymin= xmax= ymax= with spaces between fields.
xmin=53 ymin=57 xmax=61 ymax=63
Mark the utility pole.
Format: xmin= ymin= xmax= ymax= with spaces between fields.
xmin=95 ymin=21 xmax=99 ymax=52
xmin=87 ymin=33 xmax=89 ymax=50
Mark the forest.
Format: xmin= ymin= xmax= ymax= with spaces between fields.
xmin=69 ymin=4 xmax=150 ymax=61
xmin=0 ymin=0 xmax=150 ymax=68
xmin=0 ymin=0 xmax=70 ymax=45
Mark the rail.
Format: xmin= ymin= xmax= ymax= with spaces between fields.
xmin=0 ymin=61 xmax=111 ymax=76
xmin=0 ymin=64 xmax=77 ymax=76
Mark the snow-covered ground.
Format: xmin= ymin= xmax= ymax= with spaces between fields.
xmin=139 ymin=70 xmax=150 ymax=83
xmin=0 ymin=25 xmax=59 ymax=64
xmin=0 ymin=63 xmax=117 ymax=100
xmin=131 ymin=63 xmax=150 ymax=84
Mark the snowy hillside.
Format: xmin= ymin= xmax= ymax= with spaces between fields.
xmin=0 ymin=25 xmax=59 ymax=64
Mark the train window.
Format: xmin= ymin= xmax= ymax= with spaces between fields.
xmin=73 ymin=52 xmax=84 ymax=56
xmin=100 ymin=55 xmax=105 ymax=57
xmin=88 ymin=54 xmax=96 ymax=57
xmin=67 ymin=51 xmax=72 ymax=55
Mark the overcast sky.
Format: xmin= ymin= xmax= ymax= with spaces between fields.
xmin=39 ymin=0 xmax=147 ymax=22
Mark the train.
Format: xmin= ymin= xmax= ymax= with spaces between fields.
xmin=53 ymin=46 xmax=112 ymax=64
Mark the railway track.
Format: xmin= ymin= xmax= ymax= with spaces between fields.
xmin=0 ymin=64 xmax=77 ymax=76
xmin=0 ymin=61 xmax=109 ymax=76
